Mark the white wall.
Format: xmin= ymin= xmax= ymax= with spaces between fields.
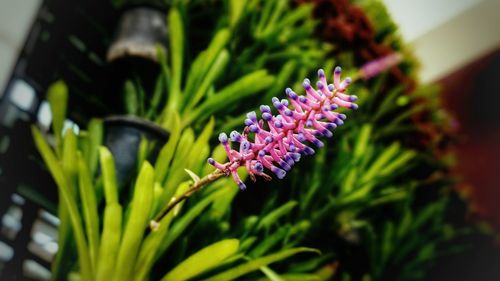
xmin=0 ymin=0 xmax=41 ymax=93
xmin=383 ymin=0 xmax=500 ymax=82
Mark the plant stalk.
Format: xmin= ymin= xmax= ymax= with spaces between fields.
xmin=150 ymin=169 xmax=226 ymax=231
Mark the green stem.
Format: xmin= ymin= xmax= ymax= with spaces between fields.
xmin=150 ymin=169 xmax=226 ymax=230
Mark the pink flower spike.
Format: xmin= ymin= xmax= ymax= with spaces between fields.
xmin=208 ymin=67 xmax=357 ymax=189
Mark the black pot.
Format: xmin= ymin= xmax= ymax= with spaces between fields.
xmin=105 ymin=6 xmax=168 ymax=113
xmin=103 ymin=116 xmax=169 ymax=187
xmin=107 ymin=6 xmax=168 ymax=63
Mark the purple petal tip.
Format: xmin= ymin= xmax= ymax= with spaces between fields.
xmin=271 ymin=167 xmax=286 ymax=179
xmin=323 ymin=130 xmax=333 ymax=138
xmin=260 ymin=105 xmax=271 ymax=113
xmin=238 ymin=182 xmax=247 ymax=190
xmin=247 ymin=111 xmax=257 ymax=121
xmin=313 ymin=139 xmax=324 ymax=148
xmin=262 ymin=112 xmax=272 ymax=121
xmin=218 ymin=133 xmax=228 ymax=144
xmin=254 ymin=162 xmax=264 ymax=172
xmin=249 ymin=125 xmax=260 ymax=133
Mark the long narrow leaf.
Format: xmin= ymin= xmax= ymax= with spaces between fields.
xmin=205 ymin=248 xmax=319 ymax=281
xmin=32 ymin=127 xmax=93 ymax=280
xmin=96 ymin=203 xmax=122 ymax=281
xmin=77 ymin=153 xmax=100 ymax=268
xmin=47 ymin=80 xmax=68 ymax=155
xmin=161 ymin=239 xmax=240 ymax=281
xmin=112 ymin=162 xmax=155 ymax=281
xmin=183 ymin=71 xmax=274 ymax=127
xmin=167 ymin=7 xmax=184 ymax=111
xmin=99 ymin=146 xmax=119 ymax=205
xmin=154 ymin=110 xmax=181 ymax=184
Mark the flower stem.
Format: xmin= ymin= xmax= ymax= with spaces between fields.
xmin=150 ymin=169 xmax=226 ymax=231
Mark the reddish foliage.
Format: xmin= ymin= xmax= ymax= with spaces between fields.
xmin=295 ymin=0 xmax=415 ymax=92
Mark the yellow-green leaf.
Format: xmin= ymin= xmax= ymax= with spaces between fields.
xmin=161 ymin=239 xmax=240 ymax=281
xmin=205 ymin=248 xmax=319 ymax=281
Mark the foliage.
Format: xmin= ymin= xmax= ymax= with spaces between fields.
xmin=32 ymin=0 xmax=469 ymax=281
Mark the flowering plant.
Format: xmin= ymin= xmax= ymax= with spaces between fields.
xmin=152 ymin=67 xmax=358 ymax=226
xmin=25 ymin=0 xmax=472 ymax=280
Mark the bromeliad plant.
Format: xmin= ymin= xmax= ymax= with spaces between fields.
xmin=33 ymin=64 xmax=358 ymax=281
xmin=32 ymin=0 xmax=472 ymax=280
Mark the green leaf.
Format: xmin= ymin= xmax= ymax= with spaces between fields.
xmin=379 ymin=150 xmax=416 ymax=176
xmin=154 ymin=110 xmax=181 ymax=184
xmin=160 ymin=128 xmax=194 ymax=204
xmin=205 ymin=248 xmax=319 ymax=281
xmin=54 ymin=130 xmax=78 ymax=281
xmin=167 ymin=7 xmax=184 ymax=111
xmin=381 ymin=222 xmax=395 ymax=267
xmin=132 ymin=182 xmax=190 ymax=281
xmin=99 ymin=146 xmax=119 ymax=205
xmin=397 ymin=208 xmax=413 ymax=238
xmin=186 ymin=29 xmax=231 ymax=93
xmin=158 ymin=187 xmax=225 ymax=257
xmin=112 ymin=162 xmax=155 ymax=281
xmin=124 ymin=80 xmax=138 ymax=115
xmin=156 ymin=45 xmax=171 ymax=110
xmin=259 ymin=0 xmax=287 ymax=38
xmin=229 ymin=0 xmax=247 ymax=28
xmin=86 ymin=119 xmax=103 ymax=176
xmin=47 ymin=80 xmax=68 ymax=155
xmin=354 ymin=124 xmax=372 ymax=159
xmin=257 ymin=201 xmax=297 ymax=231
xmin=96 ymin=203 xmax=122 ymax=281
xmin=77 ymin=153 xmax=100 ymax=270
xmin=183 ymin=49 xmax=230 ymax=112
xmin=186 ymin=117 xmax=215 ymax=169
xmin=263 ymin=61 xmax=296 ymax=102
xmin=249 ymin=226 xmax=289 ymax=258
xmin=183 ymin=70 xmax=274 ymax=127
xmin=361 ymin=142 xmax=400 ymax=183
xmin=62 ymin=129 xmax=78 ymax=192
xmin=32 ymin=127 xmax=93 ymax=280
xmin=274 ymin=274 xmax=320 ymax=281
xmin=146 ymin=74 xmax=165 ymax=119
xmin=161 ymin=239 xmax=240 ymax=281
xmin=260 ymin=266 xmax=284 ymax=281
xmin=255 ymin=0 xmax=275 ymax=37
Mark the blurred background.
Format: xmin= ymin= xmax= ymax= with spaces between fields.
xmin=0 ymin=0 xmax=499 ymax=280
